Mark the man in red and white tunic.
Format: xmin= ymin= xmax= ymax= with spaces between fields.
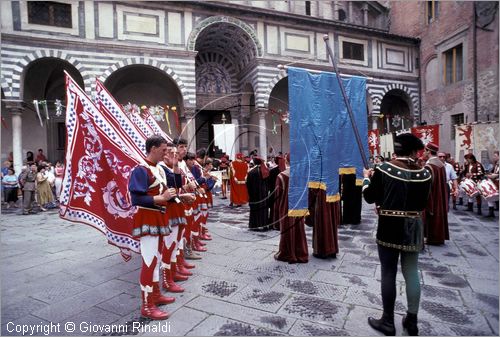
xmin=128 ymin=135 xmax=176 ymax=320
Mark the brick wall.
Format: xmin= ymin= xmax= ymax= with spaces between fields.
xmin=389 ymin=1 xmax=498 ymax=154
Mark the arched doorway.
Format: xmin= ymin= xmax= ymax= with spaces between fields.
xmin=22 ymin=58 xmax=84 ymax=163
xmin=104 ymin=65 xmax=184 ymax=139
xmin=267 ymin=77 xmax=290 ymax=155
xmin=379 ymin=89 xmax=413 ymax=134
xmin=194 ymin=19 xmax=259 ymax=156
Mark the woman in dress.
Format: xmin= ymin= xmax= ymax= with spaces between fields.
xmin=36 ymin=165 xmax=53 ymax=211
xmin=54 ymin=161 xmax=65 ymax=201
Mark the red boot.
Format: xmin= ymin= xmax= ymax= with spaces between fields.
xmin=176 ymin=261 xmax=193 ymax=276
xmin=179 ymin=250 xmax=196 ymax=269
xmin=199 ymin=233 xmax=212 ymax=241
xmin=151 ymin=282 xmax=175 ymax=305
xmin=162 ymin=268 xmax=185 ymax=293
xmin=193 ymin=237 xmax=207 ymax=252
xmin=172 ymin=262 xmax=189 ymax=282
xmin=141 ymin=290 xmax=169 ymax=320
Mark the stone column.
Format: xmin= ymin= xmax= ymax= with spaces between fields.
xmin=348 ymin=2 xmax=353 ymax=23
xmin=182 ymin=107 xmax=197 ymax=152
xmin=371 ymin=115 xmax=379 ymax=130
xmin=230 ymin=109 xmax=240 ymax=156
xmin=5 ymin=101 xmax=25 ymax=175
xmin=257 ymin=109 xmax=267 ymax=159
xmin=239 ymin=115 xmax=249 ymax=154
xmin=333 ymin=1 xmax=339 ymax=19
xmin=362 ymin=4 xmax=369 ymax=25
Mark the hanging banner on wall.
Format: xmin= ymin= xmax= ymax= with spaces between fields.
xmin=411 ymin=124 xmax=439 ymax=157
xmin=213 ymin=124 xmax=236 ymax=160
xmin=368 ymin=129 xmax=380 ymax=155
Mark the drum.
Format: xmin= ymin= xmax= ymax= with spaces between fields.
xmin=459 ymin=178 xmax=480 ymax=198
xmin=477 ymin=179 xmax=499 ymax=202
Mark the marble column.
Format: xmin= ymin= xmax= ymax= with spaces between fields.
xmin=230 ymin=109 xmax=240 ymax=156
xmin=258 ymin=109 xmax=267 ymax=159
xmin=182 ymin=107 xmax=197 ymax=152
xmin=5 ymin=101 xmax=25 ymax=175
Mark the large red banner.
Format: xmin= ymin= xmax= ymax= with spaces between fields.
xmin=59 ymin=74 xmax=141 ymax=260
xmin=411 ymin=124 xmax=439 ymax=157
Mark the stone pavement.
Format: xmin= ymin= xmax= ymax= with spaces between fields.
xmin=1 ymin=197 xmax=498 ymax=336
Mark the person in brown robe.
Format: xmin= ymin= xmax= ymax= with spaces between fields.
xmin=424 ymin=142 xmax=449 ymax=245
xmin=274 ymin=155 xmax=309 ymax=263
xmin=306 ymin=185 xmax=339 ymax=259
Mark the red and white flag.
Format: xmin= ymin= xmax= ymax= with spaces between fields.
xmin=411 ymin=124 xmax=439 ymax=157
xmin=95 ymin=79 xmax=147 ymax=156
xmin=368 ymin=129 xmax=380 ymax=155
xmin=142 ymin=110 xmax=172 ymax=142
xmin=59 ymin=73 xmax=141 ymax=260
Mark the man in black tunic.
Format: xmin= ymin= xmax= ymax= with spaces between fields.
xmin=246 ymin=157 xmax=269 ymax=230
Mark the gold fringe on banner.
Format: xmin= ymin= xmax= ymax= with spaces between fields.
xmin=355 ymin=179 xmax=363 ymax=186
xmin=339 ymin=167 xmax=356 ymax=175
xmin=326 ymin=194 xmax=341 ymax=202
xmin=308 ymin=181 xmax=327 ymax=190
xmin=288 ymin=209 xmax=310 ymax=217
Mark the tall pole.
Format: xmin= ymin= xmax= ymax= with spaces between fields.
xmin=323 ymin=35 xmax=369 ymax=169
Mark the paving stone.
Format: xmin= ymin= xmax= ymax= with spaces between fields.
xmin=419 ymin=284 xmax=463 ymax=306
xmin=31 ymin=279 xmax=135 ymax=322
xmin=271 ymin=278 xmax=347 ymax=302
xmin=422 ymin=271 xmax=470 ymax=289
xmin=288 ymin=319 xmax=350 ymax=336
xmin=30 ymin=280 xmax=91 ymax=304
xmin=311 ymin=270 xmax=380 ymax=293
xmin=277 ymin=294 xmax=349 ymax=328
xmin=96 ymin=293 xmax=139 ymax=317
xmin=141 ymin=307 xmax=208 ymax=336
xmin=1 ymin=314 xmax=51 ymax=336
xmin=60 ymin=306 xmax=122 ymax=336
xmin=228 ymin=286 xmax=291 ymax=313
xmin=186 ymin=275 xmax=247 ymax=299
xmin=1 ymin=297 xmax=49 ymax=321
xmin=185 ymin=315 xmax=285 ymax=336
xmin=337 ymin=260 xmax=377 ymax=277
xmin=466 ymin=276 xmax=499 ymax=296
xmin=185 ymin=296 xmax=295 ymax=333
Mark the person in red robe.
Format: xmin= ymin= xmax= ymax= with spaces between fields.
xmin=229 ymin=153 xmax=248 ymax=207
xmin=424 ymin=142 xmax=449 ymax=245
xmin=274 ymin=154 xmax=309 ymax=263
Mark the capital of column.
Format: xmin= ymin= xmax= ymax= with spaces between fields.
xmin=183 ymin=107 xmax=196 ymax=119
xmin=4 ymin=100 xmax=26 ymax=115
xmin=255 ymin=108 xmax=267 ymax=119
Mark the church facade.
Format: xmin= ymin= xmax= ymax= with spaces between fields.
xmin=1 ymin=1 xmax=420 ymax=173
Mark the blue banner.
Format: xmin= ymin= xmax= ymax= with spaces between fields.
xmin=288 ymin=67 xmax=368 ymax=214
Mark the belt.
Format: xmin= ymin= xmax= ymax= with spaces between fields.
xmin=137 ymin=206 xmax=166 ymax=214
xmin=379 ymin=209 xmax=422 ymax=218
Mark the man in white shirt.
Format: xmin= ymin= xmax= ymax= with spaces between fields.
xmin=438 ymin=152 xmax=458 ymax=210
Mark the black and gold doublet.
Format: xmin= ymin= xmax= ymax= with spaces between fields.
xmin=362 ymin=160 xmax=432 ymax=252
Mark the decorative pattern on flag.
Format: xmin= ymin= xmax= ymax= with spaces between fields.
xmin=411 ymin=124 xmax=439 ymax=157
xmin=455 ymin=124 xmax=474 ymax=161
xmin=368 ymin=129 xmax=380 ymax=155
xmin=142 ymin=112 xmax=172 ymax=141
xmin=288 ymin=67 xmax=367 ymax=214
xmin=59 ymin=74 xmax=141 ymax=260
xmin=379 ymin=133 xmax=394 ymax=158
xmin=95 ymin=79 xmax=147 ymax=156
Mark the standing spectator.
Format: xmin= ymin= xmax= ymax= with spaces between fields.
xmin=54 ymin=161 xmax=65 ymax=201
xmin=36 ymin=165 xmax=53 ymax=211
xmin=219 ymin=155 xmax=229 ymax=199
xmin=2 ymin=168 xmax=19 ymax=208
xmin=438 ymin=152 xmax=458 ymax=210
xmin=1 ymin=160 xmax=11 ymax=204
xmin=44 ymin=162 xmax=56 ymax=200
xmin=35 ymin=149 xmax=47 ymax=163
xmin=26 ymin=151 xmax=34 ymax=163
xmin=246 ymin=156 xmax=269 ymax=230
xmin=19 ymin=163 xmax=37 ymax=215
xmin=362 ymin=133 xmax=431 ymax=336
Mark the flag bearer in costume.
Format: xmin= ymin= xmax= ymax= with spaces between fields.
xmin=128 ymin=135 xmax=177 ymax=320
xmin=186 ymin=152 xmax=208 ymax=252
xmin=229 ymin=153 xmax=249 ymax=207
xmin=362 ymin=133 xmax=432 ymax=336
xmin=159 ymin=142 xmax=196 ymax=293
xmin=463 ymin=153 xmax=486 ymax=215
xmin=175 ymin=138 xmax=202 ymax=260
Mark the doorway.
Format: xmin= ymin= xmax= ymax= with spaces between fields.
xmin=195 ymin=110 xmax=230 ymax=157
